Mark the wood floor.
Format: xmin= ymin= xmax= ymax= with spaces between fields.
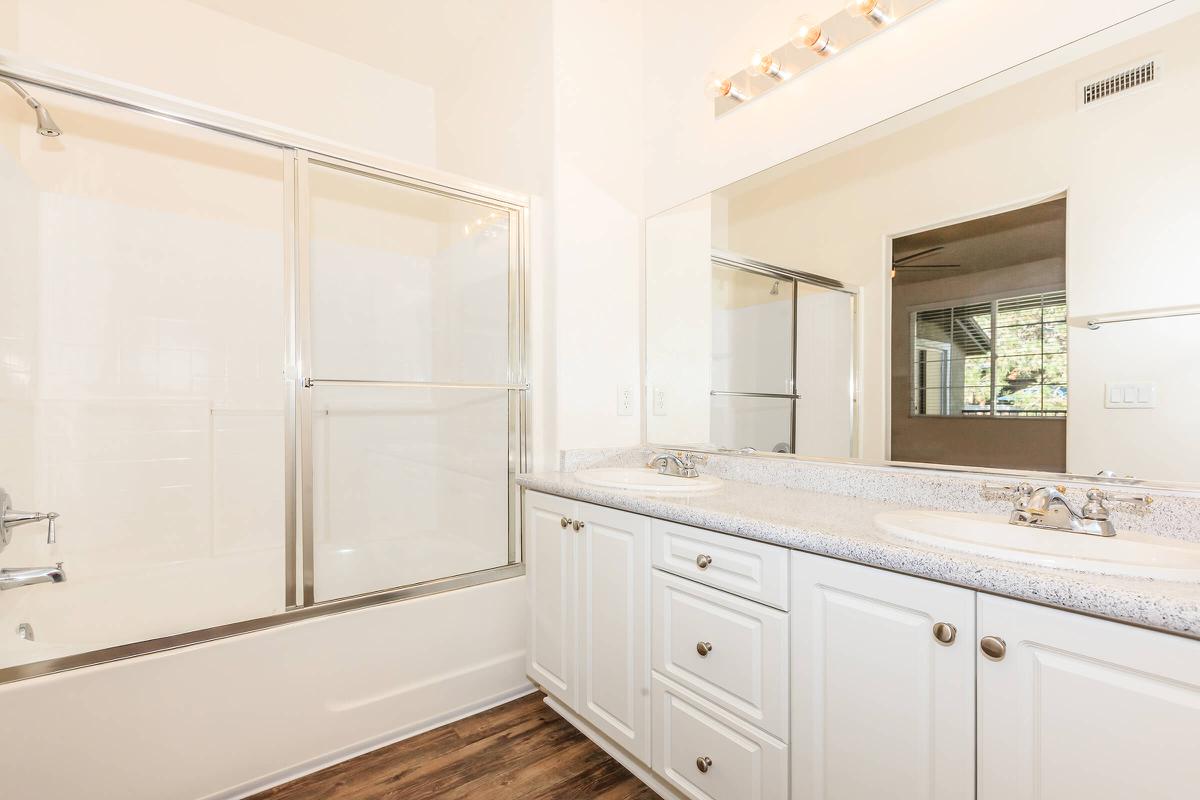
xmin=250 ymin=692 xmax=661 ymax=800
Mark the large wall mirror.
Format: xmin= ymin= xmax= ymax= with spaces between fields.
xmin=645 ymin=4 xmax=1200 ymax=486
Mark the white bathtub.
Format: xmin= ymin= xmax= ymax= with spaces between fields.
xmin=1 ymin=534 xmax=508 ymax=671
xmin=0 ymin=549 xmax=283 ymax=670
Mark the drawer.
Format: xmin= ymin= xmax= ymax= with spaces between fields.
xmin=652 ymin=675 xmax=788 ymax=800
xmin=652 ymin=570 xmax=789 ymax=739
xmin=651 ymin=519 xmax=788 ymax=610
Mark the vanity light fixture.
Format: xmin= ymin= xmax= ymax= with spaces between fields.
xmin=847 ymin=0 xmax=893 ymax=27
xmin=704 ymin=73 xmax=749 ymax=102
xmin=748 ymin=51 xmax=791 ymax=81
xmin=791 ymin=17 xmax=837 ymax=57
xmin=708 ymin=0 xmax=938 ymax=117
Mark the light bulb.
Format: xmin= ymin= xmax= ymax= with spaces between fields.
xmin=790 ymin=16 xmax=837 ymax=56
xmin=847 ymin=0 xmax=892 ymax=26
xmin=747 ymin=50 xmax=790 ymax=81
xmin=704 ymin=72 xmax=748 ymax=102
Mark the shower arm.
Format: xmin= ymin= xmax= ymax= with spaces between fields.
xmin=0 ymin=76 xmax=42 ymax=110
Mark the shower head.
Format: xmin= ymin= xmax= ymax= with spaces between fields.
xmin=0 ymin=77 xmax=62 ymax=136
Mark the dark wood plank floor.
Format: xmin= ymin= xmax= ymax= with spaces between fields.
xmin=250 ymin=692 xmax=661 ymax=800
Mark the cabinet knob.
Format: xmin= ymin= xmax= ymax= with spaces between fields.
xmin=696 ymin=554 xmax=713 ymax=570
xmin=932 ymin=622 xmax=957 ymax=645
xmin=695 ymin=756 xmax=712 ymax=773
xmin=572 ymin=520 xmax=584 ymax=531
xmin=980 ymin=635 xmax=1007 ymax=661
xmin=696 ymin=641 xmax=713 ymax=657
xmin=560 ymin=517 xmax=570 ymax=528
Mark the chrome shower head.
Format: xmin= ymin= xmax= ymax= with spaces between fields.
xmin=33 ymin=103 xmax=61 ymax=137
xmin=0 ymin=77 xmax=62 ymax=136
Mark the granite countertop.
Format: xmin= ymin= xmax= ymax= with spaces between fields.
xmin=517 ymin=470 xmax=1200 ymax=640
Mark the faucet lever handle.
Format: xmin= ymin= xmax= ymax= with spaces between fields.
xmin=1083 ymin=487 xmax=1152 ymax=519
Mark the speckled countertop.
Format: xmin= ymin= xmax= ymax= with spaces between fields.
xmin=518 ymin=468 xmax=1200 ymax=639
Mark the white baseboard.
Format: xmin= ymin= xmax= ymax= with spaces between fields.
xmin=213 ymin=682 xmax=537 ymax=800
xmin=542 ymin=695 xmax=685 ymax=800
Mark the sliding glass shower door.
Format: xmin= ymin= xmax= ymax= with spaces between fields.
xmin=297 ymin=154 xmax=524 ymax=604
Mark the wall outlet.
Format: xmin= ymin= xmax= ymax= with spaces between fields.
xmin=618 ymin=384 xmax=635 ymax=416
xmin=1105 ymin=382 xmax=1157 ymax=409
xmin=652 ymin=386 xmax=667 ymax=416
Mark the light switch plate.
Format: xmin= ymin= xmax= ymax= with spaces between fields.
xmin=618 ymin=384 xmax=635 ymax=416
xmin=652 ymin=386 xmax=667 ymax=416
xmin=1105 ymin=382 xmax=1157 ymax=409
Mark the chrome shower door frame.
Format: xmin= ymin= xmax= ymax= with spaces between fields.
xmin=0 ymin=60 xmax=529 ymax=686
xmin=289 ymin=150 xmax=530 ymax=610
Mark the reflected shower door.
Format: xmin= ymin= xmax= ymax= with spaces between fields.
xmin=299 ymin=154 xmax=522 ymax=604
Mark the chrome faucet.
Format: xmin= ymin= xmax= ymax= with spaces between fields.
xmin=988 ymin=482 xmax=1152 ymax=537
xmin=647 ymin=450 xmax=706 ymax=479
xmin=0 ymin=563 xmax=66 ymax=591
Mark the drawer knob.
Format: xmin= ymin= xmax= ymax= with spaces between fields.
xmin=980 ymin=635 xmax=1007 ymax=661
xmin=695 ymin=554 xmax=713 ymax=570
xmin=560 ymin=517 xmax=571 ymax=528
xmin=932 ymin=622 xmax=957 ymax=645
xmin=696 ymin=756 xmax=712 ymax=774
xmin=696 ymin=641 xmax=713 ymax=657
xmin=572 ymin=520 xmax=585 ymax=531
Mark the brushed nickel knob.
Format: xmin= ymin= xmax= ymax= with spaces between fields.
xmin=696 ymin=756 xmax=712 ymax=773
xmin=572 ymin=520 xmax=584 ymax=531
xmin=560 ymin=517 xmax=570 ymax=528
xmin=696 ymin=641 xmax=713 ymax=657
xmin=980 ymin=635 xmax=1007 ymax=661
xmin=696 ymin=554 xmax=713 ymax=570
xmin=932 ymin=622 xmax=957 ymax=646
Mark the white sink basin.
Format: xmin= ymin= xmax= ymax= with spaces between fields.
xmin=875 ymin=509 xmax=1200 ymax=581
xmin=574 ymin=467 xmax=722 ymax=495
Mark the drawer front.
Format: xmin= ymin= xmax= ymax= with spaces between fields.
xmin=652 ymin=675 xmax=788 ymax=800
xmin=652 ymin=570 xmax=789 ymax=739
xmin=651 ymin=519 xmax=788 ymax=610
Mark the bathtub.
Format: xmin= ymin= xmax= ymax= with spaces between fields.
xmin=0 ymin=548 xmax=283 ymax=670
xmin=1 ymin=533 xmax=507 ymax=671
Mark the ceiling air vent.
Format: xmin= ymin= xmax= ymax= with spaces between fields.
xmin=1079 ymin=57 xmax=1159 ymax=108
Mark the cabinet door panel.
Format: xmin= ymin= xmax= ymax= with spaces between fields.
xmin=978 ymin=594 xmax=1200 ymax=800
xmin=525 ymin=491 xmax=577 ymax=707
xmin=653 ymin=570 xmax=789 ymax=739
xmin=652 ymin=675 xmax=788 ymax=800
xmin=577 ymin=502 xmax=652 ymax=763
xmin=791 ymin=551 xmax=975 ymax=800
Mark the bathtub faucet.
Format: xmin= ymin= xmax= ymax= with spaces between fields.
xmin=0 ymin=563 xmax=66 ymax=591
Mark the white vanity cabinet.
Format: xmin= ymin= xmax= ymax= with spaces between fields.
xmin=976 ymin=595 xmax=1200 ymax=800
xmin=525 ymin=488 xmax=1200 ymax=800
xmin=524 ymin=491 xmax=652 ymax=762
xmin=790 ymin=552 xmax=976 ymax=800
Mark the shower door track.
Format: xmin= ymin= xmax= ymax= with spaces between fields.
xmin=0 ymin=59 xmax=531 ymax=686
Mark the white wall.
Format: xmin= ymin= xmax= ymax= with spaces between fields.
xmin=550 ymin=0 xmax=646 ymax=451
xmin=0 ymin=0 xmax=437 ymax=164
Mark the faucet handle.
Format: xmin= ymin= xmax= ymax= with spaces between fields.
xmin=982 ymin=482 xmax=1034 ymax=511
xmin=1083 ymin=487 xmax=1153 ymax=520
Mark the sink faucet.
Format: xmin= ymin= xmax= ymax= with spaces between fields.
xmin=988 ymin=482 xmax=1152 ymax=537
xmin=647 ymin=451 xmax=705 ymax=479
xmin=0 ymin=563 xmax=66 ymax=591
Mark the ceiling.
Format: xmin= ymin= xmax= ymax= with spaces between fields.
xmin=892 ymin=198 xmax=1067 ymax=284
xmin=185 ymin=0 xmax=514 ymax=87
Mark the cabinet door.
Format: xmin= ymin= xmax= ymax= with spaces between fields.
xmin=978 ymin=595 xmax=1200 ymax=800
xmin=791 ymin=551 xmax=975 ymax=800
xmin=525 ymin=491 xmax=578 ymax=707
xmin=577 ymin=502 xmax=652 ymax=762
